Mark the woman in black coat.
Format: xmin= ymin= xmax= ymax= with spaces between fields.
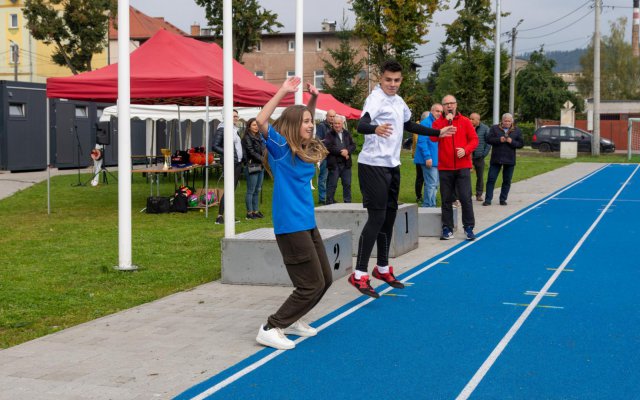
xmin=242 ymin=118 xmax=266 ymax=219
xmin=483 ymin=113 xmax=524 ymax=206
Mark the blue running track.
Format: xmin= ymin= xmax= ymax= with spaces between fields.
xmin=176 ymin=164 xmax=640 ymax=400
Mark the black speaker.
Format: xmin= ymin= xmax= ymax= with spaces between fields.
xmin=96 ymin=121 xmax=110 ymax=145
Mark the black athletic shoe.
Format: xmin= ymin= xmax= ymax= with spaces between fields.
xmin=255 ymin=211 xmax=264 ymax=218
xmin=372 ymin=266 xmax=405 ymax=288
xmin=348 ymin=273 xmax=379 ymax=298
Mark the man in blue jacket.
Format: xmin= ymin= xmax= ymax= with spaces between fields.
xmin=415 ymin=103 xmax=443 ymax=207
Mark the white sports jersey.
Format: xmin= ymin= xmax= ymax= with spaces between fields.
xmin=357 ymin=85 xmax=412 ymax=167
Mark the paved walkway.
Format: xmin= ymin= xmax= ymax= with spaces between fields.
xmin=0 ymin=163 xmax=603 ymax=399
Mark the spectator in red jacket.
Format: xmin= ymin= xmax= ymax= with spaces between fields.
xmin=431 ymin=94 xmax=479 ymax=241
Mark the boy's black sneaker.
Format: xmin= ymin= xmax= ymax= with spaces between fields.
xmin=347 ymin=273 xmax=379 ymax=298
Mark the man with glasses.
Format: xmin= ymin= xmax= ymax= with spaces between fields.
xmin=431 ymin=95 xmax=479 ymax=241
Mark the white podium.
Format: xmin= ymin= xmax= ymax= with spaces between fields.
xmin=315 ymin=203 xmax=418 ymax=257
xmin=221 ymin=228 xmax=352 ymax=286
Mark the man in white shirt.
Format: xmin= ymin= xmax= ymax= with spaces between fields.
xmin=348 ymin=60 xmax=455 ymax=298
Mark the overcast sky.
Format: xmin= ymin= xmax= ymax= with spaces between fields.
xmin=129 ymin=0 xmax=633 ymax=77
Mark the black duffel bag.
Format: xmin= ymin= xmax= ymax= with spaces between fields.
xmin=171 ymin=193 xmax=188 ymax=213
xmin=146 ymin=196 xmax=171 ymax=213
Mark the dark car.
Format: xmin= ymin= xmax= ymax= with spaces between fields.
xmin=531 ymin=126 xmax=615 ymax=153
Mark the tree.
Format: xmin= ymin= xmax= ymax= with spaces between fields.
xmin=516 ymin=49 xmax=582 ymax=122
xmin=23 ymin=0 xmax=116 ymax=74
xmin=577 ymin=17 xmax=640 ymax=100
xmin=424 ymin=44 xmax=449 ymax=95
xmin=350 ymin=0 xmax=442 ymax=117
xmin=350 ymin=0 xmax=441 ymax=68
xmin=321 ymin=25 xmax=367 ymax=108
xmin=194 ymin=0 xmax=282 ymax=63
xmin=443 ymin=0 xmax=496 ymax=58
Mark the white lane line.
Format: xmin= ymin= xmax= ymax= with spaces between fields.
xmin=553 ymin=197 xmax=640 ymax=202
xmin=186 ymin=165 xmax=610 ymax=400
xmin=455 ymin=164 xmax=639 ymax=400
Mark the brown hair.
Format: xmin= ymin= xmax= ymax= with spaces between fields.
xmin=272 ymin=105 xmax=328 ymax=164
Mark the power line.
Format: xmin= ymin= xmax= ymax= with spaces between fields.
xmin=518 ymin=35 xmax=592 ymax=53
xmin=519 ymin=0 xmax=591 ymax=32
xmin=520 ymin=8 xmax=594 ymax=40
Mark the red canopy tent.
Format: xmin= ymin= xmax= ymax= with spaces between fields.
xmin=46 ymin=29 xmax=361 ymax=119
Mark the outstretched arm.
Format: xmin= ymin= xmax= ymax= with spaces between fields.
xmin=405 ymin=120 xmax=456 ymax=137
xmin=256 ymin=77 xmax=300 ymax=137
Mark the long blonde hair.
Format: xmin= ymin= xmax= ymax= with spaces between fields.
xmin=272 ymin=105 xmax=328 ymax=164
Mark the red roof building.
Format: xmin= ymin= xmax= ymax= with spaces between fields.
xmin=107 ymin=6 xmax=186 ymax=64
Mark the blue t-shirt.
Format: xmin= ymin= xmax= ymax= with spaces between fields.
xmin=264 ymin=125 xmax=317 ymax=234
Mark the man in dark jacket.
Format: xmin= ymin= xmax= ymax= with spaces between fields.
xmin=315 ymin=109 xmax=336 ymax=204
xmin=431 ymin=94 xmax=479 ymax=241
xmin=470 ymin=113 xmax=491 ymax=202
xmin=483 ymin=113 xmax=524 ymax=206
xmin=212 ymin=110 xmax=243 ymax=224
xmin=325 ymin=115 xmax=356 ymax=204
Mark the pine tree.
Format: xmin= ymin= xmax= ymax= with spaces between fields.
xmin=321 ymin=26 xmax=367 ymax=108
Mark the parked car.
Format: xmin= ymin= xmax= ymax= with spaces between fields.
xmin=531 ymin=126 xmax=616 ymax=153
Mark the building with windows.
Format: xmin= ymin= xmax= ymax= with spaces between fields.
xmin=0 ymin=0 xmax=111 ymax=82
xmin=1 ymin=2 xmax=183 ymax=82
xmin=190 ymin=20 xmax=369 ymax=92
xmin=107 ymin=6 xmax=186 ymax=64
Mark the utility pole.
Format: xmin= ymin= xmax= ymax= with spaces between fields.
xmin=493 ymin=0 xmax=501 ymax=125
xmin=10 ymin=41 xmax=19 ymax=81
xmin=633 ymin=0 xmax=639 ymax=57
xmin=509 ymin=19 xmax=523 ymax=116
xmin=593 ymin=0 xmax=601 ymax=156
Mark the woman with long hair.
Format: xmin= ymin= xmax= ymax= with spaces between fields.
xmin=242 ymin=118 xmax=266 ymax=219
xmin=254 ymin=77 xmax=331 ymax=350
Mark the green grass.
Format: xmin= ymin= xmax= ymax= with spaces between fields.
xmin=0 ymin=150 xmax=637 ymax=348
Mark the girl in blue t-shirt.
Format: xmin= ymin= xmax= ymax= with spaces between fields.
xmin=254 ymin=77 xmax=331 ymax=351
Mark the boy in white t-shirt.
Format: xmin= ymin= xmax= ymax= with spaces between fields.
xmin=348 ymin=60 xmax=455 ymax=298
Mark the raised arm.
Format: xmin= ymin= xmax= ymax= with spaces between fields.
xmin=306 ymin=82 xmax=319 ymax=119
xmin=256 ymin=77 xmax=301 ymax=137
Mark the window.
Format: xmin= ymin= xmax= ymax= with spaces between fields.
xmin=286 ymin=71 xmax=295 ymax=79
xmin=314 ymin=70 xmax=324 ymax=90
xmin=10 ymin=14 xmax=18 ymax=29
xmin=255 ymin=71 xmax=264 ymax=79
xmin=75 ymin=106 xmax=88 ymax=118
xmin=97 ymin=108 xmax=104 ymax=119
xmin=316 ymin=39 xmax=322 ymax=51
xmin=288 ymin=40 xmax=295 ymax=52
xmin=255 ymin=41 xmax=262 ymax=52
xmin=9 ymin=44 xmax=18 ymax=64
xmin=9 ymin=103 xmax=25 ymax=117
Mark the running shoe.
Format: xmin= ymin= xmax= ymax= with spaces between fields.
xmin=372 ymin=266 xmax=405 ymax=288
xmin=347 ymin=273 xmax=379 ymax=298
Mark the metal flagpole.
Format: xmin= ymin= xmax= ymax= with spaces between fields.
xmin=223 ymin=0 xmax=235 ymax=237
xmin=46 ymin=98 xmax=50 ymax=215
xmin=116 ymin=0 xmax=137 ymax=270
xmin=493 ymin=0 xmax=501 ymax=125
xmin=205 ymin=96 xmax=210 ymax=219
xmin=295 ymin=0 xmax=303 ymax=104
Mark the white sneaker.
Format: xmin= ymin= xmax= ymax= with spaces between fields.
xmin=256 ymin=325 xmax=295 ymax=350
xmin=283 ymin=320 xmax=317 ymax=337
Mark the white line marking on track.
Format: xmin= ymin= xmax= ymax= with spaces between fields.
xmin=455 ymin=164 xmax=639 ymax=400
xmin=185 ymin=165 xmax=611 ymax=400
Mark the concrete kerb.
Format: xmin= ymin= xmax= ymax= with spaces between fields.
xmin=0 ymin=163 xmax=605 ymax=400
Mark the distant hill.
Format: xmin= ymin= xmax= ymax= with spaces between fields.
xmin=520 ymin=48 xmax=586 ymax=73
